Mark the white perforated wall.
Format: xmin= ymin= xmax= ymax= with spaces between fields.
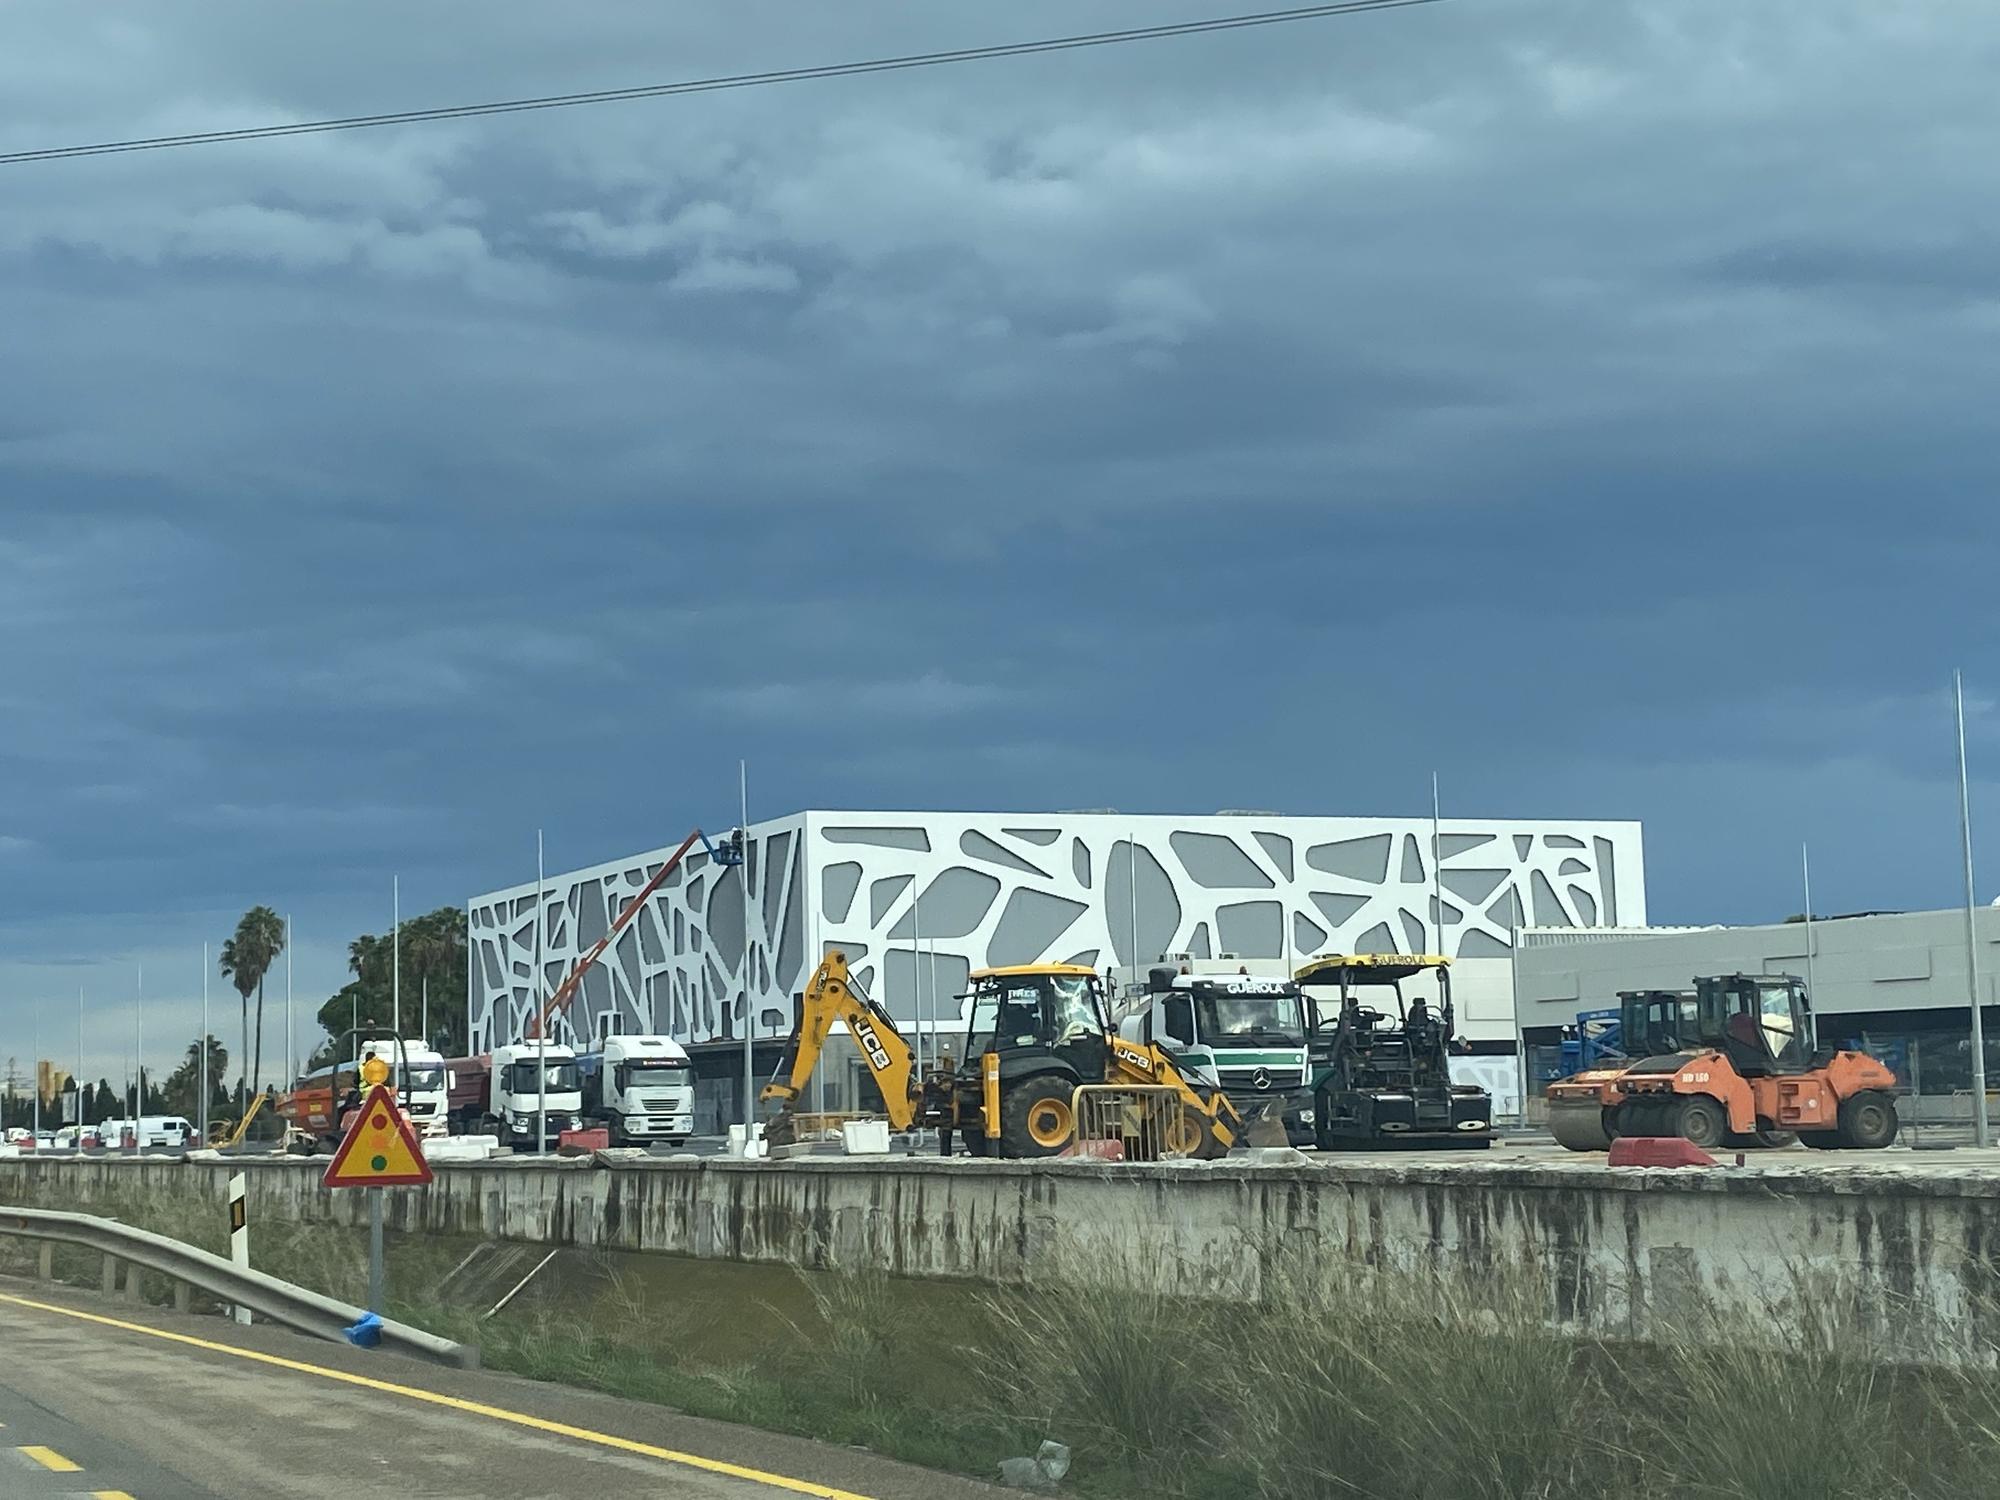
xmin=468 ymin=812 xmax=1644 ymax=1052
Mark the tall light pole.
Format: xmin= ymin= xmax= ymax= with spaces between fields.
xmin=392 ymin=876 xmax=401 ymax=1039
xmin=1800 ymin=844 xmax=1817 ymax=1001
xmin=1956 ymin=670 xmax=1990 ymax=1148
xmin=200 ymin=944 xmax=210 ymax=1145
xmin=1431 ymin=773 xmax=1445 ymax=953
xmin=739 ymin=761 xmax=754 ymax=1140
xmin=536 ymin=830 xmax=547 ymax=1155
xmin=285 ymin=914 xmax=293 ymax=1087
xmin=132 ymin=961 xmax=143 ymax=1153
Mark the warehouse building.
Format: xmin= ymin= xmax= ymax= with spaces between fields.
xmin=1514 ymin=906 xmax=2000 ymax=1113
xmin=468 ymin=809 xmax=1645 ymax=1131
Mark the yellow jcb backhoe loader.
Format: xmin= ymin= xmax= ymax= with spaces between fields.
xmin=762 ymin=952 xmax=1249 ymax=1158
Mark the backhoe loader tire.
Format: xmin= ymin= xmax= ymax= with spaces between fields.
xmin=1674 ymin=1095 xmax=1727 ymax=1150
xmin=1836 ymin=1090 xmax=1898 ymax=1150
xmin=1799 ymin=1130 xmax=1842 ymax=1150
xmin=1000 ymin=1076 xmax=1076 ymax=1158
xmin=963 ymin=1126 xmax=994 ymax=1157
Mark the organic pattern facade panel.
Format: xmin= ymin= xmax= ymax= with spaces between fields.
xmin=469 ymin=812 xmax=1644 ymax=1050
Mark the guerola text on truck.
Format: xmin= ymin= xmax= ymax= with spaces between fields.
xmin=445 ymin=1040 xmax=582 ymax=1151
xmin=1116 ymin=959 xmax=1315 ymax=1145
xmin=576 ymin=1034 xmax=695 ymax=1146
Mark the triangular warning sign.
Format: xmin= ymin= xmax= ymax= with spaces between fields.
xmin=322 ymin=1084 xmax=434 ymax=1189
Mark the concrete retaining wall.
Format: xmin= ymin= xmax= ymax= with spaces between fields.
xmin=7 ymin=1154 xmax=1998 ymax=1363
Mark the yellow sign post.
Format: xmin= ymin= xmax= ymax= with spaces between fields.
xmin=322 ymin=1060 xmax=433 ymax=1315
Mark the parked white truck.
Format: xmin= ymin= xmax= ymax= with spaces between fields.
xmin=445 ymin=1041 xmax=582 ymax=1152
xmin=576 ymin=1035 xmax=695 ymax=1146
xmin=1116 ymin=961 xmax=1315 ymax=1145
xmin=359 ymin=1038 xmax=450 ymax=1139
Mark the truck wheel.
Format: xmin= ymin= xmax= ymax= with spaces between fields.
xmin=999 ymin=1077 xmax=1075 ymax=1158
xmin=1675 ymin=1095 xmax=1727 ymax=1149
xmin=1799 ymin=1130 xmax=1842 ymax=1150
xmin=1836 ymin=1090 xmax=1898 ymax=1149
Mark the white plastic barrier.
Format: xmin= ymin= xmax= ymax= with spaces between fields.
xmin=841 ymin=1120 xmax=892 ymax=1156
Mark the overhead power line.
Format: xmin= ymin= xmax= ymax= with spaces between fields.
xmin=0 ymin=0 xmax=1442 ymax=166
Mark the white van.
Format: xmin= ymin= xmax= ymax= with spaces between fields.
xmin=137 ymin=1116 xmax=196 ymax=1148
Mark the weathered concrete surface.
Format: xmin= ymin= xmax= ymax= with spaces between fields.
xmin=7 ymin=1152 xmax=1998 ymax=1362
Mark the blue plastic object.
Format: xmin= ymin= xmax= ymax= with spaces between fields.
xmin=344 ymin=1311 xmax=383 ymax=1348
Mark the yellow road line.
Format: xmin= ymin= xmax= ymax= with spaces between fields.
xmin=0 ymin=1292 xmax=874 ymax=1500
xmin=17 ymin=1444 xmax=81 ymax=1472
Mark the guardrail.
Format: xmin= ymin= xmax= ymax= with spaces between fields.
xmin=0 ymin=1205 xmax=478 ymax=1369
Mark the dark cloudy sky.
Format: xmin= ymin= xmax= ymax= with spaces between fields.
xmin=2 ymin=1 xmax=1995 ymax=1082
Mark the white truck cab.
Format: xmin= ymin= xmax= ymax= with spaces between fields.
xmin=359 ymin=1038 xmax=450 ymax=1138
xmin=1117 ymin=960 xmax=1315 ymax=1145
xmin=486 ymin=1041 xmax=583 ymax=1151
xmin=577 ymin=1035 xmax=695 ymax=1146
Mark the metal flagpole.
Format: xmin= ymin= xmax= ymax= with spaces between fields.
xmin=1128 ymin=832 xmax=1140 ymax=978
xmin=1801 ymin=845 xmax=1818 ymax=1000
xmin=285 ymin=915 xmax=293 ymax=1086
xmin=1956 ymin=670 xmax=1990 ymax=1148
xmin=133 ymin=961 xmax=142 ymax=1153
xmin=201 ymin=944 xmax=210 ymax=1145
xmin=393 ymin=876 xmax=401 ymax=1039
xmin=1431 ymin=773 xmax=1445 ymax=953
xmin=1509 ymin=917 xmax=1526 ymax=1122
xmin=536 ymin=830 xmax=547 ymax=1155
xmin=739 ymin=762 xmax=753 ymax=1142
xmin=76 ymin=983 xmax=83 ymax=1132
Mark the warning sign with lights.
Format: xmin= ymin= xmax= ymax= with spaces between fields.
xmin=322 ymin=1084 xmax=434 ymax=1189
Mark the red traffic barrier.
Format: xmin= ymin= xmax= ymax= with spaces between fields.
xmin=1060 ymin=1138 xmax=1125 ymax=1162
xmin=1609 ymin=1136 xmax=1717 ymax=1169
xmin=558 ymin=1127 xmax=611 ymax=1156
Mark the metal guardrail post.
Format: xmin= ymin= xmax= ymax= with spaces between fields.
xmin=0 ymin=1206 xmax=477 ymax=1369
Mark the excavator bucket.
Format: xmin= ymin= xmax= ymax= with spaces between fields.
xmin=1236 ymin=1099 xmax=1291 ymax=1149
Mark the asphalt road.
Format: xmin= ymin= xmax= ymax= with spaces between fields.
xmin=0 ymin=1280 xmax=1004 ymax=1500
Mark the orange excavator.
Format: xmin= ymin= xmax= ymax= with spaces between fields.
xmin=1606 ymin=973 xmax=1898 ymax=1150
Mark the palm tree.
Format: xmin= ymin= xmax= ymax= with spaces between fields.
xmin=220 ymin=907 xmax=286 ymax=1110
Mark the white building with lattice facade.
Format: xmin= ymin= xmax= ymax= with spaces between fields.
xmin=468 ymin=811 xmax=1645 ymax=1118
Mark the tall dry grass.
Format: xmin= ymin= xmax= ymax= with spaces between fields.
xmin=13 ymin=1171 xmax=2000 ymax=1499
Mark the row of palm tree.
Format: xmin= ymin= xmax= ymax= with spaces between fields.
xmin=218 ymin=905 xmax=285 ymax=1111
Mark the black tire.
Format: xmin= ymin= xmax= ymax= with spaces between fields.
xmin=1837 ymin=1090 xmax=1899 ymax=1150
xmin=1726 ymin=1128 xmax=1798 ymax=1149
xmin=963 ymin=1125 xmax=994 ymax=1157
xmin=1676 ymin=1095 xmax=1728 ymax=1150
xmin=1800 ymin=1130 xmax=1842 ymax=1150
xmin=998 ymin=1075 xmax=1077 ymax=1159
xmin=1612 ymin=1101 xmax=1656 ymax=1138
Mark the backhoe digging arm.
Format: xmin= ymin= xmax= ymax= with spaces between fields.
xmin=762 ymin=951 xmax=921 ymax=1131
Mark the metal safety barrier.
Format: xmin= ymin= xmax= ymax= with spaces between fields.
xmin=0 ymin=1205 xmax=478 ymax=1369
xmin=1069 ymin=1084 xmax=1206 ymax=1161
